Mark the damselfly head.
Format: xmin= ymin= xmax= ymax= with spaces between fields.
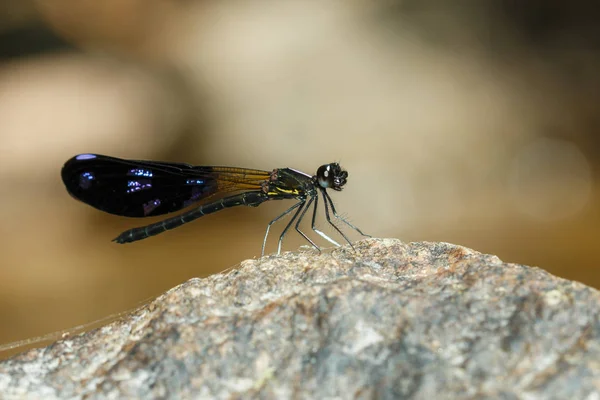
xmin=316 ymin=163 xmax=348 ymax=191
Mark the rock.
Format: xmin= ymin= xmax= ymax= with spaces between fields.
xmin=1 ymin=238 xmax=599 ymax=399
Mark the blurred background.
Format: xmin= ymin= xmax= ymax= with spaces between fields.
xmin=1 ymin=0 xmax=599 ymax=358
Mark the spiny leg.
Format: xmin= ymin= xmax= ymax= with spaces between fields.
xmin=262 ymin=201 xmax=303 ymax=256
xmin=320 ymin=188 xmax=355 ymax=250
xmin=323 ymin=189 xmax=371 ymax=237
xmin=277 ymin=200 xmax=308 ymax=255
xmin=310 ymin=191 xmax=341 ymax=247
xmin=293 ymin=195 xmax=321 ymax=252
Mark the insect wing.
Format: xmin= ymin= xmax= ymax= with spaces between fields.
xmin=61 ymin=154 xmax=219 ymax=217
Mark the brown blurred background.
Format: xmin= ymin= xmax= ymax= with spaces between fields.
xmin=1 ymin=0 xmax=599 ymax=358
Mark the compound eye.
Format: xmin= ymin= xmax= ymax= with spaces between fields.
xmin=316 ymin=164 xmax=334 ymax=188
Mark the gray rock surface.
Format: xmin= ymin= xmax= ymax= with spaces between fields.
xmin=1 ymin=238 xmax=599 ymax=399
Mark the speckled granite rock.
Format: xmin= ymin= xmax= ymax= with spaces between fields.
xmin=1 ymin=238 xmax=599 ymax=399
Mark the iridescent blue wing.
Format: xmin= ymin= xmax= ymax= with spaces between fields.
xmin=61 ymin=154 xmax=269 ymax=217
